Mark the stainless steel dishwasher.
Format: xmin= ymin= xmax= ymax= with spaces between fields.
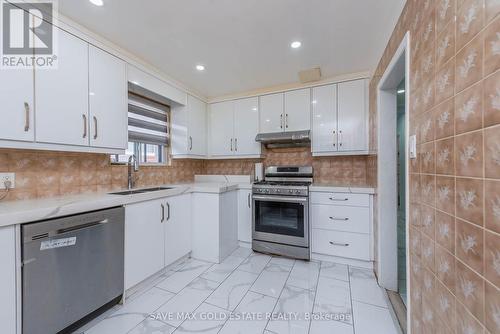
xmin=22 ymin=207 xmax=125 ymax=334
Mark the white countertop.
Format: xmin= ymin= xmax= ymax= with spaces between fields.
xmin=309 ymin=184 xmax=376 ymax=194
xmin=0 ymin=180 xmax=252 ymax=227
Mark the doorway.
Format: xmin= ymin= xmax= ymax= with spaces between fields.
xmin=376 ymin=32 xmax=410 ymax=331
xmin=396 ymin=78 xmax=406 ymax=305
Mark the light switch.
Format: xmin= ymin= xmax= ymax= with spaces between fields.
xmin=409 ymin=135 xmax=417 ymax=159
xmin=0 ymin=173 xmax=15 ymax=189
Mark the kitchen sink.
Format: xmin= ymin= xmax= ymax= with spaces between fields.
xmin=109 ymin=187 xmax=173 ymax=195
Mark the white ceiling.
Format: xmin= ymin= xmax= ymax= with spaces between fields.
xmin=59 ymin=0 xmax=406 ymax=99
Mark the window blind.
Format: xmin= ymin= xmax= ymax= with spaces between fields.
xmin=128 ymin=92 xmax=169 ymax=146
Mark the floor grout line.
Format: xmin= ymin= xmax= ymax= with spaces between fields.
xmin=307 ymin=259 xmax=322 ymax=333
xmin=348 ymin=264 xmax=356 ymax=334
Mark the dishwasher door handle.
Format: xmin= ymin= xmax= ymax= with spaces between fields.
xmin=55 ymin=219 xmax=109 ymax=236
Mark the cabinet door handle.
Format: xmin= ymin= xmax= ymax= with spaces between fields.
xmin=329 ymin=197 xmax=348 ymax=201
xmin=161 ymin=204 xmax=165 ymax=223
xmin=82 ymin=114 xmax=87 ymax=138
xmin=166 ymin=202 xmax=170 ymax=221
xmin=234 ymin=138 xmax=238 ymax=151
xmin=24 ymin=102 xmax=30 ymax=131
xmin=333 ymin=130 xmax=336 ymax=147
xmin=338 ymin=130 xmax=343 ymax=147
xmin=230 ymin=138 xmax=233 ymax=151
xmin=329 ymin=216 xmax=349 ymax=221
xmin=93 ymin=116 xmax=98 ymax=139
xmin=329 ymin=241 xmax=349 ymax=247
xmin=280 ymin=114 xmax=283 ymax=129
xmin=285 ymin=114 xmax=288 ymax=128
xmin=248 ymin=193 xmax=251 ymax=208
xmin=189 ymin=136 xmax=193 ymax=150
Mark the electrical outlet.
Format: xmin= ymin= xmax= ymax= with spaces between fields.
xmin=0 ymin=173 xmax=15 ymax=189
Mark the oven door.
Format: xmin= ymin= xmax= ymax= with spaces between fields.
xmin=253 ymin=195 xmax=309 ymax=247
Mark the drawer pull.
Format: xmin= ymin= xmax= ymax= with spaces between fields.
xmin=329 ymin=217 xmax=349 ymax=221
xmin=329 ymin=197 xmax=349 ymax=201
xmin=329 ymin=241 xmax=349 ymax=247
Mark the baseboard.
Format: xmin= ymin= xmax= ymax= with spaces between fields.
xmin=238 ymin=241 xmax=252 ymax=248
xmin=311 ymin=252 xmax=373 ymax=269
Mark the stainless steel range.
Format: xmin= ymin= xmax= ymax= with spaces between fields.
xmin=252 ymin=166 xmax=312 ymax=260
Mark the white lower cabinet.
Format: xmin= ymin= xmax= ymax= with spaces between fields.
xmin=125 ymin=199 xmax=166 ymax=290
xmin=191 ymin=191 xmax=238 ymax=263
xmin=164 ymin=194 xmax=192 ymax=266
xmin=0 ymin=226 xmax=17 ymax=334
xmin=125 ymin=194 xmax=193 ymax=290
xmin=237 ymin=189 xmax=252 ymax=243
xmin=310 ymin=191 xmax=372 ymax=262
xmin=312 ymin=229 xmax=370 ymax=261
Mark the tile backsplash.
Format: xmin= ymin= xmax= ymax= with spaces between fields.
xmin=0 ymin=146 xmax=374 ymax=201
xmin=371 ymin=0 xmax=500 ymax=333
xmin=0 ymin=149 xmax=204 ymax=201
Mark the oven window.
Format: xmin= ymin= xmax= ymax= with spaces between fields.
xmin=254 ymin=200 xmax=304 ymax=237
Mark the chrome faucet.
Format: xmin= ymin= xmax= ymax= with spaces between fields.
xmin=128 ymin=155 xmax=139 ymax=189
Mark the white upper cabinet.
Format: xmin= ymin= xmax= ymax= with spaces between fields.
xmin=35 ymin=27 xmax=89 ymax=146
xmin=209 ymin=101 xmax=234 ymax=157
xmin=337 ymin=79 xmax=368 ymax=152
xmin=233 ymin=97 xmax=261 ymax=156
xmin=284 ymin=88 xmax=311 ymax=132
xmin=312 ymin=79 xmax=368 ymax=155
xmin=89 ymin=46 xmax=128 ymax=150
xmin=187 ymin=96 xmax=207 ymax=156
xmin=259 ymin=93 xmax=284 ymax=133
xmin=259 ymin=89 xmax=311 ymax=134
xmin=171 ymin=95 xmax=207 ymax=158
xmin=0 ymin=59 xmax=34 ymax=143
xmin=209 ymin=98 xmax=261 ymax=158
xmin=312 ymin=84 xmax=338 ymax=153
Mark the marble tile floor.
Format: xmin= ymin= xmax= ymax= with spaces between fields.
xmin=74 ymin=248 xmax=401 ymax=334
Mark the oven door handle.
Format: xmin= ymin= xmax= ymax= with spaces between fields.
xmin=253 ymin=195 xmax=308 ymax=203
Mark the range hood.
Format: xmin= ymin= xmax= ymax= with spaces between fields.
xmin=255 ymin=130 xmax=311 ymax=148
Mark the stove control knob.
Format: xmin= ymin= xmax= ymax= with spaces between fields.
xmin=265 ymin=189 xmax=270 ymax=193
xmin=276 ymin=189 xmax=281 ymax=193
xmin=295 ymin=190 xmax=301 ymax=194
xmin=289 ymin=190 xmax=294 ymax=194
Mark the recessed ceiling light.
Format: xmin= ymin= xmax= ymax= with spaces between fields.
xmin=291 ymin=41 xmax=302 ymax=49
xmin=397 ymin=89 xmax=405 ymax=94
xmin=89 ymin=0 xmax=104 ymax=6
xmin=196 ymin=64 xmax=205 ymax=71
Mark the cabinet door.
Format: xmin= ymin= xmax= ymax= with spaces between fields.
xmin=312 ymin=84 xmax=338 ymax=153
xmin=125 ymin=200 xmax=165 ymax=289
xmin=0 ymin=65 xmax=34 ymax=142
xmin=237 ymin=189 xmax=252 ymax=243
xmin=164 ymin=194 xmax=192 ymax=266
xmin=89 ymin=46 xmax=127 ymax=150
xmin=209 ymin=101 xmax=234 ymax=156
xmin=259 ymin=93 xmax=284 ymax=133
xmin=0 ymin=226 xmax=17 ymax=334
xmin=188 ymin=95 xmax=207 ymax=156
xmin=338 ymin=79 xmax=368 ymax=151
xmin=234 ymin=97 xmax=260 ymax=156
xmin=36 ymin=27 xmax=89 ymax=146
xmin=284 ymin=88 xmax=311 ymax=132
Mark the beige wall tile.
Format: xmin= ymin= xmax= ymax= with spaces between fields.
xmin=456 ymin=177 xmax=484 ymax=226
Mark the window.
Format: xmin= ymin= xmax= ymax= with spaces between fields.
xmin=111 ymin=91 xmax=170 ymax=165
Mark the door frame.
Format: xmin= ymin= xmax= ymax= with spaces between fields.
xmin=376 ymin=31 xmax=410 ymax=305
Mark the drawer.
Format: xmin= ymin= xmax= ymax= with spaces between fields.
xmin=310 ymin=192 xmax=369 ymax=207
xmin=311 ymin=204 xmax=370 ymax=234
xmin=312 ymin=229 xmax=370 ymax=261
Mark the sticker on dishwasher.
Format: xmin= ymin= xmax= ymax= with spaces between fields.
xmin=40 ymin=237 xmax=77 ymax=250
